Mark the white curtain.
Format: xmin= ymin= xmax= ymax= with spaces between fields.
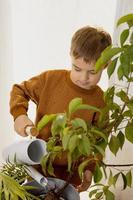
xmin=106 ymin=0 xmax=133 ymax=199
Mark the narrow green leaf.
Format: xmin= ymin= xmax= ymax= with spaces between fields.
xmin=75 ymin=104 xmax=101 ymax=113
xmin=107 ymin=58 xmax=118 ymax=78
xmin=94 ymin=165 xmax=103 ymax=183
xmin=121 ymin=173 xmax=127 ymax=190
xmin=78 ymin=159 xmax=91 ymax=179
xmin=126 ymin=170 xmax=132 ymax=187
xmin=117 ymin=65 xmax=124 ymax=80
xmin=109 ymin=135 xmax=120 ymax=156
xmin=117 ymin=131 xmax=125 ymax=149
xmin=127 ymin=102 xmax=133 ymax=115
xmin=89 ymin=189 xmax=98 ymax=198
xmin=120 ymin=29 xmax=129 ymax=46
xmin=125 ymin=124 xmax=133 ymax=143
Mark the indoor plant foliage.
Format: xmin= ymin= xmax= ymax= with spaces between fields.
xmin=37 ymin=13 xmax=133 ymax=200
xmin=0 ymin=161 xmax=39 ymax=200
xmin=0 ymin=13 xmax=133 ymax=200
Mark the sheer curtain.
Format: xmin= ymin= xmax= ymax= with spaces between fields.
xmin=0 ymin=1 xmax=116 ymax=199
xmin=106 ymin=0 xmax=133 ymax=199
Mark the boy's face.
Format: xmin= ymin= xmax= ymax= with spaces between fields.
xmin=70 ymin=57 xmax=103 ymax=90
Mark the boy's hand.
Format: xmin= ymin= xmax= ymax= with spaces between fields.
xmin=77 ymin=170 xmax=92 ymax=192
xmin=14 ymin=115 xmax=38 ymax=137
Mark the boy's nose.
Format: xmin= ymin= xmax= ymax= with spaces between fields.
xmin=80 ymin=73 xmax=89 ymax=82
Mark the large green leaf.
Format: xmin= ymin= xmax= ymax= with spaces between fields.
xmin=37 ymin=114 xmax=56 ymax=131
xmin=95 ymin=47 xmax=122 ymax=72
xmin=117 ymin=13 xmax=133 ymax=27
xmin=68 ymin=98 xmax=82 ymax=116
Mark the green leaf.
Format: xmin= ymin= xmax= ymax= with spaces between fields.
xmin=125 ymin=124 xmax=133 ymax=143
xmin=104 ymin=189 xmax=115 ymax=200
xmin=130 ymin=32 xmax=133 ymax=44
xmin=108 ymin=170 xmax=113 ymax=186
xmin=95 ymin=192 xmax=103 ymax=198
xmin=117 ymin=65 xmax=124 ymax=80
xmin=121 ymin=173 xmax=127 ymax=190
xmin=91 ymin=128 xmax=108 ymax=142
xmin=120 ymin=29 xmax=129 ymax=46
xmin=117 ymin=131 xmax=125 ymax=149
xmin=68 ymin=98 xmax=82 ymax=116
xmin=126 ymin=170 xmax=132 ymax=187
xmin=94 ymin=165 xmax=103 ymax=183
xmin=89 ymin=189 xmax=98 ymax=198
xmin=113 ymin=173 xmax=120 ymax=187
xmin=51 ymin=114 xmax=66 ymax=136
xmin=116 ymin=90 xmax=129 ymax=102
xmin=117 ymin=13 xmax=133 ymax=27
xmin=78 ymin=135 xmax=91 ymax=155
xmin=68 ymin=135 xmax=79 ymax=153
xmin=95 ymin=47 xmax=122 ymax=72
xmin=62 ymin=130 xmax=72 ymax=150
xmin=37 ymin=114 xmax=56 ymax=131
xmin=109 ymin=135 xmax=120 ymax=155
xmin=127 ymin=102 xmax=133 ymax=115
xmin=74 ymin=104 xmax=101 ymax=113
xmin=78 ymin=159 xmax=91 ymax=179
xmin=107 ymin=58 xmax=118 ymax=78
xmin=71 ymin=118 xmax=87 ymax=131
xmin=94 ymin=145 xmax=105 ymax=157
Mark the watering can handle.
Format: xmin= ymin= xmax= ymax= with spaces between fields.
xmin=24 ymin=125 xmax=38 ymax=138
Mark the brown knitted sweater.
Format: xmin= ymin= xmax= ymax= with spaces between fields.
xmin=10 ymin=69 xmax=105 ymax=186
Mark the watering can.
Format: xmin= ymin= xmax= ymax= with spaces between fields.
xmin=2 ymin=125 xmax=80 ymax=200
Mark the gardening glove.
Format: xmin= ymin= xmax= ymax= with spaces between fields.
xmin=14 ymin=114 xmax=38 ymax=137
xmin=77 ymin=170 xmax=92 ymax=192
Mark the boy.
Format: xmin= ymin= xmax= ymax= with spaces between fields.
xmin=10 ymin=26 xmax=112 ymax=192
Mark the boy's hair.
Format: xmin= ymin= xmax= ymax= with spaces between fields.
xmin=70 ymin=26 xmax=112 ymax=62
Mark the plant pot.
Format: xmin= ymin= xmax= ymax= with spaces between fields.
xmin=24 ymin=177 xmax=80 ymax=200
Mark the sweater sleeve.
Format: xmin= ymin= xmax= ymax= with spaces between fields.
xmin=10 ymin=71 xmax=47 ymax=120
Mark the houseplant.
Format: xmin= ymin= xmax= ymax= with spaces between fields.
xmin=36 ymin=13 xmax=133 ymax=200
xmin=0 ymin=13 xmax=133 ymax=200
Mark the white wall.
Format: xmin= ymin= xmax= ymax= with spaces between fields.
xmin=0 ymin=1 xmax=117 ymax=199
